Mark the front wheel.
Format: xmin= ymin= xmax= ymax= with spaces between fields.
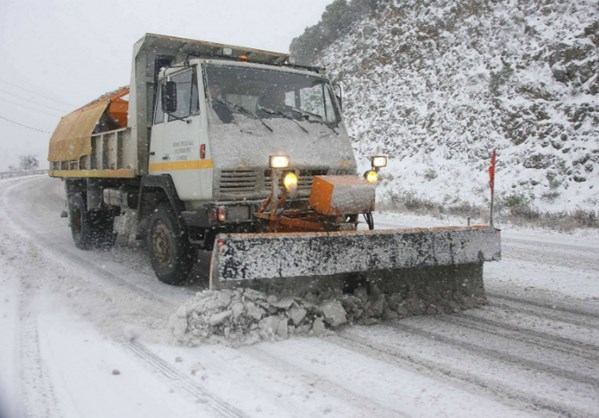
xmin=147 ymin=205 xmax=194 ymax=285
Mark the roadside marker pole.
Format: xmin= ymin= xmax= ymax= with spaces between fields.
xmin=489 ymin=149 xmax=497 ymax=227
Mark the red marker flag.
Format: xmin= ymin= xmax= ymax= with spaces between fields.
xmin=488 ymin=149 xmax=497 ymax=196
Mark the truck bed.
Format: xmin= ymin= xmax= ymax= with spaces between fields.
xmin=49 ymin=127 xmax=137 ymax=178
xmin=48 ymin=87 xmax=140 ymax=179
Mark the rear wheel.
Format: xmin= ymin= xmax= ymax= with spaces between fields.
xmin=69 ymin=193 xmax=115 ymax=250
xmin=147 ymin=205 xmax=194 ymax=285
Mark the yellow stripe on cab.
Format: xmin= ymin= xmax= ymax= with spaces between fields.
xmin=149 ymin=160 xmax=214 ymax=172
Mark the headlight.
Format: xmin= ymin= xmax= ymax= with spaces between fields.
xmin=371 ymin=155 xmax=388 ymax=169
xmin=269 ymin=155 xmax=290 ymax=169
xmin=283 ymin=172 xmax=298 ymax=192
xmin=364 ymin=170 xmax=378 ymax=183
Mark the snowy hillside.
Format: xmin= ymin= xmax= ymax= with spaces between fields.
xmin=292 ymin=0 xmax=598 ymax=214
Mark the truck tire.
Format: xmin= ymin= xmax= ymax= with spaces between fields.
xmin=147 ymin=205 xmax=194 ymax=285
xmin=69 ymin=193 xmax=116 ymax=250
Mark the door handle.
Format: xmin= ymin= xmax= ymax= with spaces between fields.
xmin=162 ymin=155 xmax=170 ymax=160
xmin=149 ymin=151 xmax=155 ymax=156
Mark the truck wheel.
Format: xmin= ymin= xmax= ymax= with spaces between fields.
xmin=69 ymin=193 xmax=116 ymax=250
xmin=147 ymin=205 xmax=194 ymax=285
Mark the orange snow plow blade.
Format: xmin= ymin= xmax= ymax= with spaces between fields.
xmin=209 ymin=225 xmax=500 ymax=307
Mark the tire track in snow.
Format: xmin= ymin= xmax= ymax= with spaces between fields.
xmin=121 ymin=341 xmax=248 ymax=418
xmin=502 ymin=241 xmax=599 ymax=273
xmin=19 ymin=312 xmax=61 ymax=418
xmin=243 ymin=345 xmax=406 ymax=417
xmin=390 ymin=322 xmax=599 ymax=388
xmin=505 ymin=236 xmax=599 ymax=255
xmin=446 ymin=312 xmax=599 ymax=361
xmin=487 ymin=293 xmax=599 ymax=331
xmin=329 ymin=331 xmax=587 ymax=418
xmin=0 ymin=180 xmax=62 ymax=418
xmin=488 ymin=292 xmax=599 ymax=319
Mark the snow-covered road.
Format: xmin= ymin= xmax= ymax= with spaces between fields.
xmin=1 ymin=175 xmax=598 ymax=417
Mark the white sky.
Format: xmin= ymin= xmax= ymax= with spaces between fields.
xmin=0 ymin=0 xmax=332 ymax=171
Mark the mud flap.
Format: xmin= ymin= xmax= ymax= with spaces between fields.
xmin=209 ymin=226 xmax=501 ymax=295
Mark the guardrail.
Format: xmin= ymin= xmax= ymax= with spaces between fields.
xmin=0 ymin=169 xmax=49 ymax=179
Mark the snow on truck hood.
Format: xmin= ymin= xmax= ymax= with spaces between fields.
xmin=207 ymin=111 xmax=357 ymax=171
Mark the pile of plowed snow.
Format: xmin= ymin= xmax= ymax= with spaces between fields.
xmin=169 ymin=287 xmax=485 ymax=346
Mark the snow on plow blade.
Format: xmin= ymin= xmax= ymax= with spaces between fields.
xmin=209 ymin=226 xmax=501 ymax=303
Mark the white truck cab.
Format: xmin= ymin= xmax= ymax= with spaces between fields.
xmin=149 ymin=58 xmax=356 ymax=208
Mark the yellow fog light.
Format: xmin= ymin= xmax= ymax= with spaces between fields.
xmin=365 ymin=170 xmax=378 ymax=183
xmin=283 ymin=172 xmax=298 ymax=192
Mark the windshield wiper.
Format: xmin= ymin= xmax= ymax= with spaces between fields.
xmin=258 ymin=106 xmax=309 ymax=134
xmin=290 ymin=107 xmax=338 ymax=135
xmin=216 ymin=98 xmax=273 ymax=132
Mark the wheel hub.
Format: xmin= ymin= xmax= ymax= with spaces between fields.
xmin=152 ymin=222 xmax=173 ymax=267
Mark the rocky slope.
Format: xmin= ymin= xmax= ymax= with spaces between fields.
xmin=292 ymin=0 xmax=598 ymax=214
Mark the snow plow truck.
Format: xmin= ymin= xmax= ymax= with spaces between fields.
xmin=48 ymin=34 xmax=500 ymax=308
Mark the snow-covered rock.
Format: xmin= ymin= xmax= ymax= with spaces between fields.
xmin=319 ymin=300 xmax=348 ymax=326
xmin=169 ymin=283 xmax=485 ymax=347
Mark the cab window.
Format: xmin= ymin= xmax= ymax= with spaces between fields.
xmin=154 ymin=81 xmax=165 ymax=124
xmin=168 ymin=69 xmax=199 ymax=122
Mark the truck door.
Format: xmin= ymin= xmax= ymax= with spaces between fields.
xmin=149 ymin=80 xmax=166 ymax=173
xmin=149 ymin=67 xmax=212 ymax=201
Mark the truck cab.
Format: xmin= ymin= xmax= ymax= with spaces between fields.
xmin=146 ymin=57 xmax=357 ymax=238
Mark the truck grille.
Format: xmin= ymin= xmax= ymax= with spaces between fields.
xmin=219 ymin=169 xmax=257 ymax=193
xmin=264 ymin=169 xmax=327 ymax=192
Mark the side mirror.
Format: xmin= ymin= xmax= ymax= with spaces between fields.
xmin=161 ymin=81 xmax=177 ymax=113
xmin=333 ymin=83 xmax=343 ymax=110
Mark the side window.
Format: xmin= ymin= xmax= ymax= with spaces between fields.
xmin=168 ymin=69 xmax=199 ymax=122
xmin=191 ymin=71 xmax=199 ymax=115
xmin=323 ymin=85 xmax=337 ymax=124
xmin=154 ymin=81 xmax=165 ymax=124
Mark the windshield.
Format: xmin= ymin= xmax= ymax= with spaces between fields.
xmin=204 ymin=64 xmax=340 ymax=125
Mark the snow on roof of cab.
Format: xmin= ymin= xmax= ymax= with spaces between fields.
xmin=139 ymin=33 xmax=289 ymax=65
